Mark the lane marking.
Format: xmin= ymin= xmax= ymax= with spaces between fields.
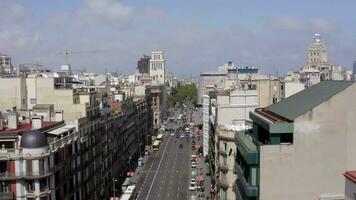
xmin=145 ymin=136 xmax=171 ymax=200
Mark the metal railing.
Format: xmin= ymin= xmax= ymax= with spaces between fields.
xmin=49 ymin=131 xmax=80 ymax=152
xmin=0 ymin=170 xmax=53 ymax=180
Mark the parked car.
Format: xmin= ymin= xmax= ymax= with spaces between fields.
xmin=189 ymin=183 xmax=197 ymax=191
xmin=191 ymin=161 xmax=197 ymax=168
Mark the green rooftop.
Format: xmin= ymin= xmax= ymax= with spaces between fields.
xmin=266 ymin=81 xmax=353 ymax=121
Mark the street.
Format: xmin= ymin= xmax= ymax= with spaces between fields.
xmin=136 ymin=132 xmax=192 ymax=200
xmin=135 ymin=100 xmax=204 ymax=200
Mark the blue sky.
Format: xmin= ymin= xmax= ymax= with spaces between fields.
xmin=1 ymin=0 xmax=356 ymax=76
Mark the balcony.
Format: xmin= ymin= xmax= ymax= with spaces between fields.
xmin=217 ymin=176 xmax=229 ymax=190
xmin=0 ymin=148 xmax=49 ymax=160
xmin=0 ymin=170 xmax=53 ymax=180
xmin=234 ymin=131 xmax=258 ymax=165
xmin=218 ymin=162 xmax=229 ymax=173
xmin=49 ymin=131 xmax=80 ymax=152
xmin=218 ymin=149 xmax=227 ymax=157
xmin=234 ymin=162 xmax=258 ymax=197
xmin=0 ymin=192 xmax=13 ymax=200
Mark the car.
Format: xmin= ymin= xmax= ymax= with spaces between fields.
xmin=179 ymin=144 xmax=183 ymax=149
xmin=192 ymin=141 xmax=196 ymax=145
xmin=185 ymin=134 xmax=189 ymax=137
xmin=190 ymin=177 xmax=196 ymax=184
xmin=171 ymin=132 xmax=175 ymax=136
xmin=189 ymin=183 xmax=197 ymax=191
xmin=191 ymin=161 xmax=197 ymax=168
xmin=176 ymin=134 xmax=180 ymax=138
xmin=190 ymin=195 xmax=197 ymax=200
xmin=180 ymin=134 xmax=185 ymax=138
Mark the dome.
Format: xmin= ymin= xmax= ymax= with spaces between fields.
xmin=20 ymin=130 xmax=48 ymax=148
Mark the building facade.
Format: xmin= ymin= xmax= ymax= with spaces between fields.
xmin=234 ymin=81 xmax=356 ymax=200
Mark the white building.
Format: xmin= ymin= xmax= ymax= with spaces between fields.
xmin=202 ymin=94 xmax=210 ymax=157
xmin=149 ymin=51 xmax=165 ymax=85
xmin=0 ymin=54 xmax=14 ymax=75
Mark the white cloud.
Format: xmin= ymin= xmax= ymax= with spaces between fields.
xmin=0 ymin=2 xmax=354 ymax=76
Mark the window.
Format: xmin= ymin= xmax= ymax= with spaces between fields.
xmin=26 ymin=160 xmax=32 ymax=175
xmin=39 ymin=179 xmax=47 ymax=192
xmin=22 ymin=99 xmax=25 ymax=105
xmin=30 ymin=98 xmax=37 ymax=105
xmin=26 ymin=180 xmax=35 ymax=192
xmin=0 ymin=181 xmax=9 ymax=193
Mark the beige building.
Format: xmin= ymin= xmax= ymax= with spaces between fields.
xmin=234 ymin=81 xmax=356 ymax=200
xmin=216 ymin=89 xmax=257 ymax=125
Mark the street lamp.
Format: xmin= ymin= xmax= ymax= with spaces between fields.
xmin=112 ymin=178 xmax=118 ymax=198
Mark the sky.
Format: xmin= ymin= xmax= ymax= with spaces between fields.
xmin=1 ymin=0 xmax=356 ymax=76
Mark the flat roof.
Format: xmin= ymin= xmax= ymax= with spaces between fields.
xmin=344 ymin=171 xmax=356 ymax=184
xmin=0 ymin=121 xmax=58 ymax=135
xmin=47 ymin=124 xmax=76 ymax=136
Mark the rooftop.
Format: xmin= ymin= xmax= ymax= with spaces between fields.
xmin=0 ymin=121 xmax=60 ymax=136
xmin=344 ymin=171 xmax=356 ymax=184
xmin=265 ymin=81 xmax=353 ymax=121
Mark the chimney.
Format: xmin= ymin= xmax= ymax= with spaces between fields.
xmin=8 ymin=113 xmax=18 ymax=129
xmin=32 ymin=115 xmax=43 ymax=129
xmin=54 ymin=111 xmax=64 ymax=122
xmin=0 ymin=112 xmax=4 ymax=131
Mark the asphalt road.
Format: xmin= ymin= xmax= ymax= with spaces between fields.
xmin=135 ymin=101 xmax=200 ymax=200
xmin=136 ymin=133 xmax=192 ymax=200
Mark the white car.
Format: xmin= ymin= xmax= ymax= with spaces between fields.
xmin=191 ymin=161 xmax=197 ymax=168
xmin=190 ymin=177 xmax=196 ymax=184
xmin=190 ymin=195 xmax=197 ymax=200
xmin=189 ymin=183 xmax=197 ymax=191
xmin=171 ymin=132 xmax=175 ymax=136
xmin=180 ymin=134 xmax=185 ymax=138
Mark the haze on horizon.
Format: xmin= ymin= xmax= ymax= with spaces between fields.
xmin=1 ymin=0 xmax=356 ymax=76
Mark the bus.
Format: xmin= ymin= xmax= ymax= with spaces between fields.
xmin=152 ymin=140 xmax=160 ymax=151
xmin=156 ymin=134 xmax=164 ymax=142
xmin=120 ymin=185 xmax=137 ymax=200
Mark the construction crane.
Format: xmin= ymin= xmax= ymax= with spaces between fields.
xmin=59 ymin=48 xmax=106 ymax=65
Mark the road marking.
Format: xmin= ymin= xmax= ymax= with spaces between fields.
xmin=145 ymin=136 xmax=171 ymax=200
xmin=136 ymin=150 xmax=161 ymax=199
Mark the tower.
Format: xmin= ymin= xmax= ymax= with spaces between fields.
xmin=149 ymin=51 xmax=165 ymax=85
xmin=0 ymin=54 xmax=14 ymax=75
xmin=307 ymin=33 xmax=328 ymax=64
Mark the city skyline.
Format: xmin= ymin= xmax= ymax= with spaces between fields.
xmin=1 ymin=0 xmax=356 ymax=76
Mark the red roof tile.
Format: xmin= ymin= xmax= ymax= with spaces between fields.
xmin=0 ymin=121 xmax=58 ymax=135
xmin=344 ymin=171 xmax=356 ymax=184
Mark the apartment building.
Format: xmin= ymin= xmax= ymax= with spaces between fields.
xmin=234 ymin=81 xmax=356 ymax=200
xmin=0 ymin=107 xmax=80 ymax=200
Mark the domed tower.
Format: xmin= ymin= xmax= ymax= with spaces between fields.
xmin=307 ymin=33 xmax=328 ymax=64
xmin=20 ymin=130 xmax=49 ymax=156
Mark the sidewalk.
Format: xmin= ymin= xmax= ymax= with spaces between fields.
xmin=130 ymin=154 xmax=150 ymax=185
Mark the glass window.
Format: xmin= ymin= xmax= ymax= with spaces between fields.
xmin=0 ymin=181 xmax=9 ymax=193
xmin=26 ymin=180 xmax=35 ymax=192
xmin=251 ymin=167 xmax=257 ymax=186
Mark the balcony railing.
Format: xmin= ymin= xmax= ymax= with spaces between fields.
xmin=0 ymin=148 xmax=49 ymax=160
xmin=0 ymin=170 xmax=53 ymax=180
xmin=0 ymin=192 xmax=14 ymax=200
xmin=49 ymin=131 xmax=80 ymax=152
xmin=218 ymin=162 xmax=229 ymax=173
xmin=235 ymin=131 xmax=259 ymax=165
xmin=217 ymin=176 xmax=229 ymax=189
